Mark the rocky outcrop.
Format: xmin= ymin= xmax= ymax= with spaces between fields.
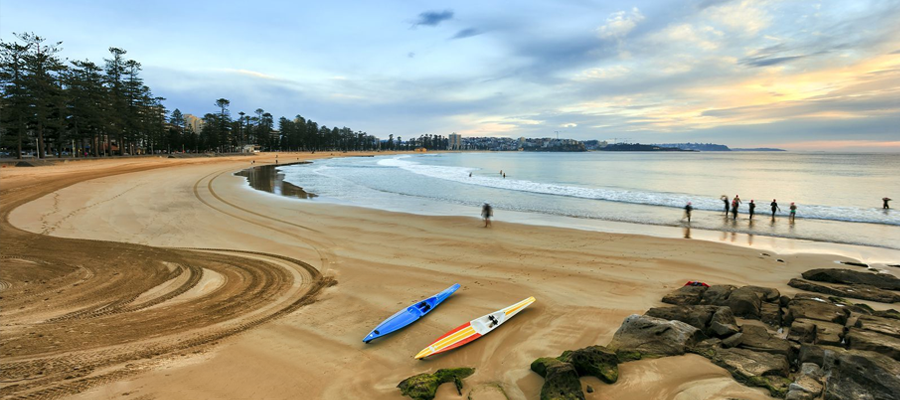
xmin=645 ymin=305 xmax=717 ymax=331
xmin=711 ymin=347 xmax=791 ymax=397
xmin=788 ymin=278 xmax=900 ymax=303
xmin=801 ymin=268 xmax=900 ymax=290
xmin=744 ymin=286 xmax=781 ymax=303
xmin=845 ymin=328 xmax=900 ymax=361
xmin=811 ymin=320 xmax=845 ymax=346
xmin=607 ymin=314 xmax=703 ymax=358
xmin=644 ymin=305 xmax=739 ymax=338
xmin=727 ymin=286 xmax=763 ymax=319
xmin=709 ymin=307 xmax=740 ymax=337
xmin=784 ymin=297 xmax=850 ymax=326
xmin=760 ymin=302 xmax=783 ymax=327
xmin=397 ymin=368 xmax=475 ymax=400
xmin=855 ymin=314 xmax=900 ymax=338
xmin=661 ymin=285 xmax=707 ymax=305
xmin=531 ymin=359 xmax=583 ymax=400
xmin=558 ymin=346 xmax=619 ymax=383
xmin=739 ymin=325 xmax=792 ymax=357
xmin=531 ymin=346 xmax=619 ymax=400
xmin=788 ymin=320 xmax=817 ymax=344
xmin=701 ymin=284 xmax=736 ymax=306
xmin=785 ymin=363 xmax=824 ymax=400
xmin=824 ymin=349 xmax=900 ymax=400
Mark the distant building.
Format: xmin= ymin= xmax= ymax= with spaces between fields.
xmin=448 ymin=133 xmax=462 ymax=150
xmin=184 ymin=114 xmax=204 ymax=134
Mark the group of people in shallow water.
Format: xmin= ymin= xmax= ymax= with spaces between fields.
xmin=683 ymin=196 xmax=892 ymax=224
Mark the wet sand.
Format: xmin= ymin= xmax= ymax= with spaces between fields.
xmin=2 ymin=152 xmax=897 ymax=399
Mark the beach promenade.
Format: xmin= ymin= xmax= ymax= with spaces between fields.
xmin=2 ymin=153 xmax=895 ymax=399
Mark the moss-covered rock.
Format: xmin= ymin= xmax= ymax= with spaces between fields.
xmin=398 ymin=368 xmax=475 ymax=400
xmin=558 ymin=345 xmax=619 ymax=383
xmin=540 ymin=362 xmax=584 ymax=400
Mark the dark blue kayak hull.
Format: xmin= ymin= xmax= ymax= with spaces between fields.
xmin=363 ymin=283 xmax=460 ymax=343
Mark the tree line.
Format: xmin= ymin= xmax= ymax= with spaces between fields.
xmin=0 ymin=32 xmax=389 ymax=159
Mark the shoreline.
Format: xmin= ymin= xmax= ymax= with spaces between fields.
xmin=233 ymin=160 xmax=900 ymax=265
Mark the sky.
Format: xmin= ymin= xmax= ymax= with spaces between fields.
xmin=2 ymin=0 xmax=899 ymax=151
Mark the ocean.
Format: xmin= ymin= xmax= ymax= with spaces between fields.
xmin=269 ymin=152 xmax=900 ymax=250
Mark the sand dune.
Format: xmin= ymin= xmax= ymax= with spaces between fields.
xmin=2 ymin=153 xmax=896 ymax=399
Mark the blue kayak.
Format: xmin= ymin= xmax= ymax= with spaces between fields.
xmin=363 ymin=283 xmax=460 ymax=343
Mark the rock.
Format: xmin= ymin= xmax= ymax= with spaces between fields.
xmin=661 ymin=285 xmax=708 ymax=305
xmin=873 ymin=308 xmax=900 ymax=320
xmin=711 ymin=347 xmax=791 ymax=397
xmin=779 ymin=295 xmax=791 ymax=308
xmin=745 ymin=286 xmax=781 ymax=302
xmin=812 ymin=320 xmax=845 ymax=346
xmin=788 ymin=320 xmax=817 ymax=344
xmin=701 ymin=284 xmax=735 ymax=306
xmin=608 ymin=314 xmax=703 ymax=358
xmin=739 ymin=325 xmax=792 ymax=357
xmin=644 ymin=305 xmax=718 ymax=331
xmin=709 ymin=307 xmax=741 ymax=337
xmin=692 ymin=338 xmax=722 ymax=359
xmin=785 ymin=363 xmax=824 ymax=400
xmin=855 ymin=314 xmax=900 ymax=339
xmin=398 ymin=368 xmax=475 ymax=400
xmin=785 ymin=297 xmax=850 ymax=326
xmin=540 ymin=362 xmax=584 ymax=400
xmin=801 ymin=268 xmax=900 ymax=290
xmin=824 ymin=349 xmax=900 ymax=400
xmin=826 ymin=296 xmax=874 ymax=315
xmin=798 ymin=344 xmax=829 ymax=367
xmin=845 ymin=328 xmax=900 ymax=361
xmin=585 ymin=385 xmax=593 ymax=393
xmin=788 ymin=278 xmax=900 ymax=303
xmin=727 ymin=287 xmax=763 ymax=319
xmin=558 ymin=346 xmax=619 ymax=384
xmin=760 ymin=302 xmax=783 ymax=327
xmin=531 ymin=358 xmax=566 ymax=378
xmin=722 ymin=332 xmax=744 ymax=348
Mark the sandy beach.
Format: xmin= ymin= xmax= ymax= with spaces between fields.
xmin=2 ymin=152 xmax=897 ymax=400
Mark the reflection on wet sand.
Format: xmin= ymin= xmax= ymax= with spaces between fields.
xmin=235 ymin=162 xmax=318 ymax=199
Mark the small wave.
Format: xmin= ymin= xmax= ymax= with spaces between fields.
xmin=376 ymin=156 xmax=900 ymax=226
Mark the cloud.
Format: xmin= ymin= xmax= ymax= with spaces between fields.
xmin=451 ymin=28 xmax=482 ymax=40
xmin=412 ymin=10 xmax=454 ymax=27
xmin=740 ymin=54 xmax=808 ymax=67
xmin=597 ymin=7 xmax=645 ymax=39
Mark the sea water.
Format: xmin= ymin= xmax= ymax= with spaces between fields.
xmin=275 ymin=152 xmax=900 ymax=251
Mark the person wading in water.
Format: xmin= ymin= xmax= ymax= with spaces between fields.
xmin=731 ymin=195 xmax=742 ymax=220
xmin=770 ymin=199 xmax=780 ymax=218
xmin=683 ymin=202 xmax=693 ymax=222
xmin=748 ymin=200 xmax=756 ymax=219
xmin=721 ymin=195 xmax=730 ymax=217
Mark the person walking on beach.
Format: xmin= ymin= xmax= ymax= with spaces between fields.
xmin=721 ymin=195 xmax=730 ymax=217
xmin=731 ymin=195 xmax=742 ymax=219
xmin=789 ymin=202 xmax=797 ymax=222
xmin=683 ymin=202 xmax=693 ymax=222
xmin=748 ymin=200 xmax=756 ymax=219
xmin=481 ymin=202 xmax=493 ymax=228
xmin=884 ymin=197 xmax=892 ymax=209
xmin=770 ymin=199 xmax=780 ymax=218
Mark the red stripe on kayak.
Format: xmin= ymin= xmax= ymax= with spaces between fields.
xmin=429 ymin=321 xmax=472 ymax=344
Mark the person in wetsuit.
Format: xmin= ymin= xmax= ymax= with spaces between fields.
xmin=884 ymin=197 xmax=892 ymax=209
xmin=748 ymin=200 xmax=756 ymax=219
xmin=721 ymin=195 xmax=730 ymax=216
xmin=770 ymin=199 xmax=780 ymax=218
xmin=731 ymin=195 xmax=742 ymax=219
xmin=683 ymin=202 xmax=693 ymax=222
